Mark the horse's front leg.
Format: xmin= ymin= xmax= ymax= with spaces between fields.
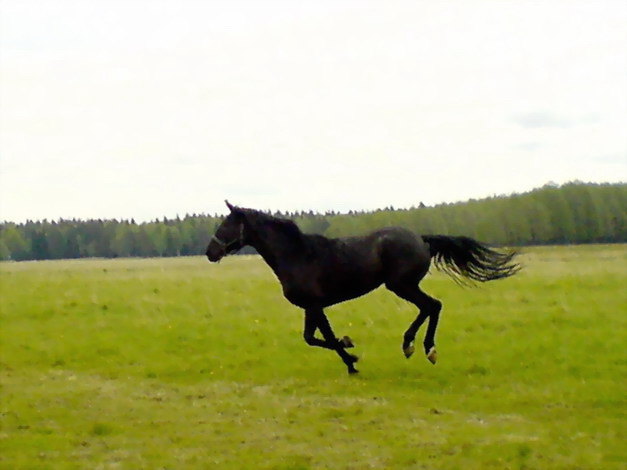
xmin=303 ymin=308 xmax=358 ymax=374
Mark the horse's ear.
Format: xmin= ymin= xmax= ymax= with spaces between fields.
xmin=225 ymin=200 xmax=245 ymax=219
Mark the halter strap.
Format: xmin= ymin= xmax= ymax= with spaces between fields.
xmin=211 ymin=223 xmax=244 ymax=253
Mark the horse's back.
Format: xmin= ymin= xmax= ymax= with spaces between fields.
xmin=330 ymin=227 xmax=431 ymax=283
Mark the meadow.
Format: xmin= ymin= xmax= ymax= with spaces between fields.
xmin=0 ymin=245 xmax=625 ymax=469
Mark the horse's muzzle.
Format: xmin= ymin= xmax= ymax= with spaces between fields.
xmin=205 ymin=245 xmax=224 ymax=262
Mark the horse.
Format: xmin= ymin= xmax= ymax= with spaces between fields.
xmin=206 ymin=201 xmax=520 ymax=374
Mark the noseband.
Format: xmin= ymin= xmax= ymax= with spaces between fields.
xmin=211 ymin=223 xmax=244 ymax=256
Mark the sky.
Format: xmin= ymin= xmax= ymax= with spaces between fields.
xmin=1 ymin=0 xmax=625 ymax=222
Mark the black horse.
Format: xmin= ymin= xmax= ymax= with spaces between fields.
xmin=206 ymin=201 xmax=519 ymax=374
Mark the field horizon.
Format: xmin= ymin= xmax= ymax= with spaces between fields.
xmin=1 ymin=245 xmax=625 ymax=468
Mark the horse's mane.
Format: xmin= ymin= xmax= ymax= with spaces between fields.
xmin=238 ymin=208 xmax=303 ymax=244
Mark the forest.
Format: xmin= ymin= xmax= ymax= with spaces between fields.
xmin=1 ymin=182 xmax=625 ymax=261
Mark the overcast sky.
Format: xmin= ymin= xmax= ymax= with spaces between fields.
xmin=1 ymin=0 xmax=625 ymax=222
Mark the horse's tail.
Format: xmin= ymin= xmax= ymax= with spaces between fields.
xmin=422 ymin=235 xmax=520 ymax=284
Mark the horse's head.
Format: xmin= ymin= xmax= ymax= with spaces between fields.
xmin=206 ymin=200 xmax=247 ymax=262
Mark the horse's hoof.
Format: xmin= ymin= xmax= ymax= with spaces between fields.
xmin=340 ymin=336 xmax=355 ymax=348
xmin=348 ymin=367 xmax=359 ymax=375
xmin=403 ymin=344 xmax=415 ymax=358
xmin=426 ymin=347 xmax=437 ymax=364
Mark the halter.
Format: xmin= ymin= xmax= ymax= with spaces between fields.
xmin=211 ymin=223 xmax=245 ymax=255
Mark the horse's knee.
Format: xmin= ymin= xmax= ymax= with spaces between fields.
xmin=303 ymin=332 xmax=316 ymax=346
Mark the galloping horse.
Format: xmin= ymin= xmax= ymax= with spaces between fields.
xmin=206 ymin=201 xmax=519 ymax=374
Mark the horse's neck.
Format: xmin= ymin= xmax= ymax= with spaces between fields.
xmin=251 ymin=236 xmax=280 ymax=273
xmin=248 ymin=224 xmax=301 ymax=274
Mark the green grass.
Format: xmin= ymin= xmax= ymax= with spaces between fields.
xmin=1 ymin=245 xmax=625 ymax=469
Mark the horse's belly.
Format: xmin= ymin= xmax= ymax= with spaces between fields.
xmin=282 ymin=285 xmax=321 ymax=309
xmin=281 ymin=272 xmax=381 ymax=308
xmin=320 ymin=269 xmax=383 ymax=305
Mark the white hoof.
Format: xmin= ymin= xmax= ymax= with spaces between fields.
xmin=427 ymin=347 xmax=437 ymax=364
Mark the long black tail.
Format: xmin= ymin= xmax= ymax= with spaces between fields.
xmin=422 ymin=235 xmax=520 ymax=284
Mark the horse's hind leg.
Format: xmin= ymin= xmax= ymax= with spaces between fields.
xmin=387 ymin=283 xmax=442 ymax=364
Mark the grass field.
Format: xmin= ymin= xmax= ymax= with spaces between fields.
xmin=1 ymin=245 xmax=625 ymax=469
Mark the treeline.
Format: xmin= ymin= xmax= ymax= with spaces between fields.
xmin=320 ymin=182 xmax=626 ymax=245
xmin=1 ymin=182 xmax=625 ymax=261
